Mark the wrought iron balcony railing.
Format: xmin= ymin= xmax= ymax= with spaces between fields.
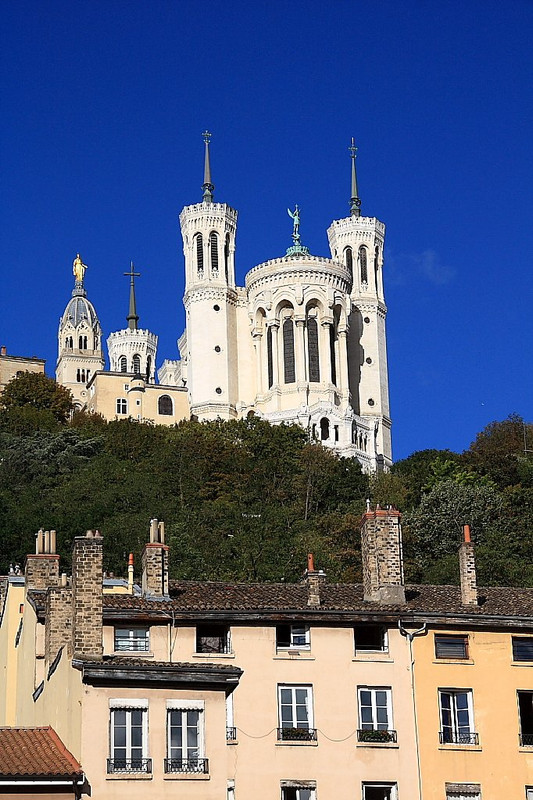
xmin=114 ymin=637 xmax=150 ymax=652
xmin=277 ymin=727 xmax=317 ymax=742
xmin=357 ymin=728 xmax=397 ymax=743
xmin=226 ymin=726 xmax=237 ymax=742
xmin=107 ymin=758 xmax=152 ymax=774
xmin=520 ymin=733 xmax=533 ymax=746
xmin=164 ymin=758 xmax=209 ymax=774
xmin=439 ymin=731 xmax=479 ymax=745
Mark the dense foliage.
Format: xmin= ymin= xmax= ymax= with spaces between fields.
xmin=0 ymin=376 xmax=531 ymax=588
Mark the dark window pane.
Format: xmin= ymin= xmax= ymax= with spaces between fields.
xmin=513 ymin=637 xmax=533 ymax=661
xmin=435 ymin=635 xmax=468 ymax=659
xmin=307 ymin=317 xmax=320 ymax=382
xmin=355 ymin=626 xmax=386 ymax=651
xmin=283 ymin=318 xmax=295 ymax=383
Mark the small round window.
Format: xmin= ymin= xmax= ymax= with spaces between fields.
xmin=215 ymin=387 xmax=222 ymax=395
xmin=214 ymin=345 xmax=221 ymax=353
xmin=364 ymin=316 xmax=370 ymax=324
xmin=213 ymin=304 xmax=220 ymax=311
xmin=368 ymin=398 xmax=375 ymax=406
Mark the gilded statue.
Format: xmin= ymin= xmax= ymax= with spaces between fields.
xmin=73 ymin=253 xmax=88 ymax=283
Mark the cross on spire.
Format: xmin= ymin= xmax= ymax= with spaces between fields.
xmin=124 ymin=261 xmax=141 ymax=330
xmin=349 ymin=137 xmax=362 ymax=217
xmin=202 ymin=130 xmax=214 ymax=203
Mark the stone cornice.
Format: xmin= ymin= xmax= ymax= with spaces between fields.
xmin=184 ymin=288 xmax=238 ymax=306
xmin=246 ymin=256 xmax=350 ymax=290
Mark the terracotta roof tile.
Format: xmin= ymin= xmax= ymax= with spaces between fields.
xmin=0 ymin=727 xmax=83 ymax=778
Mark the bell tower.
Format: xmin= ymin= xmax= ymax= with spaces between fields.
xmin=327 ymin=141 xmax=392 ymax=467
xmin=56 ymin=253 xmax=104 ymax=409
xmin=179 ymin=132 xmax=239 ymax=420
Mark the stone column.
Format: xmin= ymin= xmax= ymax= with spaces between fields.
xmin=320 ymin=321 xmax=332 ymax=386
xmin=269 ymin=321 xmax=280 ymax=387
xmin=253 ymin=332 xmax=263 ymax=396
xmin=337 ymin=328 xmax=349 ymax=393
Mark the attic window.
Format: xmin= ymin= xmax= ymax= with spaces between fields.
xmin=355 ymin=625 xmax=388 ymax=653
xmin=196 ymin=624 xmax=231 ymax=655
xmin=114 ymin=628 xmax=149 ymax=652
xmin=435 ymin=635 xmax=469 ymax=660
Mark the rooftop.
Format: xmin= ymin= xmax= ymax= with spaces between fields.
xmin=0 ymin=726 xmax=83 ymax=779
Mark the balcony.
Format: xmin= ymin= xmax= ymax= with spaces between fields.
xmin=277 ymin=727 xmax=317 ymax=742
xmin=164 ymin=758 xmax=209 ymax=774
xmin=114 ymin=637 xmax=149 ymax=652
xmin=357 ymin=729 xmax=397 ymax=743
xmin=519 ymin=733 xmax=533 ymax=746
xmin=439 ymin=731 xmax=479 ymax=745
xmin=226 ymin=726 xmax=237 ymax=742
xmin=107 ymin=758 xmax=152 ymax=774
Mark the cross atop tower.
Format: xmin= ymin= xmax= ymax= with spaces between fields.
xmin=124 ymin=261 xmax=141 ymax=330
xmin=349 ymin=137 xmax=362 ymax=217
xmin=202 ymin=130 xmax=215 ymax=203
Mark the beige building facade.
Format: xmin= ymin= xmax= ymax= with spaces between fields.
xmin=0 ymin=346 xmax=45 ymax=395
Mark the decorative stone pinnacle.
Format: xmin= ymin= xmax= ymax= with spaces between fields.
xmin=202 ymin=130 xmax=214 ymax=203
xmin=349 ymin=137 xmax=362 ymax=217
xmin=124 ymin=261 xmax=141 ymax=330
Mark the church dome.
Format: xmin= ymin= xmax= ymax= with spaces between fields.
xmin=60 ymin=291 xmax=99 ymax=329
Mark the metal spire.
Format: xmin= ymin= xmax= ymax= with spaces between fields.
xmin=349 ymin=137 xmax=361 ymax=217
xmin=124 ymin=262 xmax=141 ymax=330
xmin=202 ymin=130 xmax=214 ymax=203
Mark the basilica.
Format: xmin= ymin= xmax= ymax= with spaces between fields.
xmin=56 ymin=135 xmax=392 ymax=471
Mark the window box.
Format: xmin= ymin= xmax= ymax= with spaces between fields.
xmin=277 ymin=727 xmax=317 ymax=742
xmin=164 ymin=758 xmax=208 ymax=774
xmin=357 ymin=728 xmax=397 ymax=743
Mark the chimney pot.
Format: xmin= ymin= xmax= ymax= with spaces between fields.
xmin=307 ymin=553 xmax=315 ymax=572
xmin=0 ymin=345 xmax=6 ymax=356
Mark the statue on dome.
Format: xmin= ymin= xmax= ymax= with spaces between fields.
xmin=287 ymin=205 xmax=301 ymax=245
xmin=73 ymin=253 xmax=88 ymax=283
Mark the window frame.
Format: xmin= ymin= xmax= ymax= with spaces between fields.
xmin=357 ymin=686 xmax=394 ymax=734
xmin=166 ymin=705 xmax=206 ymax=773
xmin=158 ymin=394 xmax=174 ymax=416
xmin=109 ymin=704 xmax=149 ymax=773
xmin=438 ymin=688 xmax=477 ymax=745
xmin=513 ymin=636 xmax=533 ymax=662
xmin=281 ymin=786 xmax=316 ymax=800
xmin=435 ymin=634 xmax=469 ymax=660
xmin=116 ymin=398 xmax=128 ymax=415
xmin=114 ymin=627 xmax=150 ymax=653
xmin=276 ymin=624 xmax=311 ymax=651
xmin=354 ymin=625 xmax=388 ymax=654
xmin=362 ymin=782 xmax=398 ymax=800
xmin=278 ymin=684 xmax=314 ymax=731
xmin=195 ymin=623 xmax=232 ymax=655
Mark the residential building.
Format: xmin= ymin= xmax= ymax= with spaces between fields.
xmin=0 ymin=346 xmax=45 ymax=395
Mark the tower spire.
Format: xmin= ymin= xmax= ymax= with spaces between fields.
xmin=202 ymin=130 xmax=214 ymax=203
xmin=349 ymin=137 xmax=361 ymax=217
xmin=124 ymin=262 xmax=141 ymax=330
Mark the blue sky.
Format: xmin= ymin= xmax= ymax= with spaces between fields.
xmin=1 ymin=0 xmax=532 ymax=460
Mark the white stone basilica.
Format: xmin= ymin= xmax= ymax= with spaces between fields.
xmin=56 ymin=135 xmax=392 ymax=471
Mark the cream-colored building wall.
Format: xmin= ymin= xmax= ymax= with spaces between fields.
xmin=33 ymin=651 xmax=83 ymax=760
xmin=86 ymin=372 xmax=189 ymax=425
xmin=0 ymin=581 xmax=24 ymax=725
xmin=169 ymin=623 xmax=420 ymax=799
xmin=414 ymin=627 xmax=533 ymax=799
xmin=0 ymin=354 xmax=46 ymax=394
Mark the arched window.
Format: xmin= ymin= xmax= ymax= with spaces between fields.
xmin=345 ymin=247 xmax=353 ymax=276
xmin=146 ymin=355 xmax=152 ymax=382
xmin=359 ymin=246 xmax=368 ymax=284
xmin=86 ymin=370 xmax=90 ymax=381
xmin=320 ymin=417 xmax=330 ymax=441
xmin=307 ymin=313 xmax=320 ymax=383
xmin=119 ymin=355 xmax=127 ymax=373
xmin=224 ymin=234 xmax=230 ymax=282
xmin=76 ymin=369 xmax=81 ymax=382
xmin=83 ymin=336 xmax=87 ymax=349
xmin=158 ymin=394 xmax=173 ymax=416
xmin=283 ymin=317 xmax=295 ymax=384
xmin=94 ymin=334 xmax=99 ymax=349
xmin=81 ymin=369 xmax=86 ymax=383
xmin=132 ymin=354 xmax=141 ymax=374
xmin=374 ymin=246 xmax=379 ymax=292
xmin=267 ymin=326 xmax=273 ymax=388
xmin=78 ymin=336 xmax=83 ymax=349
xmin=195 ymin=233 xmax=204 ymax=274
xmin=210 ymin=232 xmax=219 ymax=273
xmin=330 ymin=324 xmax=337 ymax=385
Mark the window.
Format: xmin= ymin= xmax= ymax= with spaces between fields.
xmin=146 ymin=355 xmax=152 ymax=382
xmin=132 ymin=354 xmax=141 ymax=374
xmin=108 ymin=704 xmax=150 ymax=773
xmin=283 ymin=317 xmax=295 ymax=383
xmin=224 ymin=234 xmax=230 ymax=282
xmin=158 ymin=394 xmax=173 ymax=415
xmin=355 ymin=625 xmax=388 ymax=653
xmin=439 ymin=689 xmax=477 ymax=744
xmin=267 ymin=326 xmax=273 ymax=388
xmin=281 ymin=785 xmax=316 ymax=800
xmin=362 ymin=784 xmax=397 ymax=800
xmin=513 ymin=637 xmax=533 ymax=661
xmin=196 ymin=624 xmax=231 ymax=654
xmin=210 ymin=231 xmax=219 ymax=273
xmin=518 ymin=691 xmax=533 ymax=746
xmin=435 ymin=635 xmax=469 ymax=660
xmin=116 ymin=398 xmax=128 ymax=415
xmin=359 ymin=246 xmax=368 ymax=284
xmin=119 ymin=355 xmax=127 ymax=373
xmin=329 ymin=323 xmax=337 ymax=384
xmin=307 ymin=315 xmax=320 ymax=382
xmin=445 ymin=785 xmax=481 ymax=800
xmin=526 ymin=789 xmax=533 ymax=800
xmin=357 ymin=687 xmax=396 ymax=742
xmin=276 ymin=624 xmax=310 ymax=650
xmin=166 ymin=705 xmax=207 ymax=773
xmin=226 ymin=693 xmax=236 ymax=742
xmin=114 ymin=627 xmax=149 ymax=652
xmin=195 ymin=233 xmax=204 ymax=274
xmin=278 ymin=685 xmax=316 ymax=741
xmin=345 ymin=246 xmax=353 ymax=275
xmin=320 ymin=417 xmax=329 ymax=441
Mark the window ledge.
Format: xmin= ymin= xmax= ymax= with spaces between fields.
xmin=512 ymin=661 xmax=533 ymax=667
xmin=433 ymin=659 xmax=474 ymax=666
xmin=113 ymin=651 xmax=154 ymax=658
xmin=438 ymin=744 xmax=482 ymax=752
xmin=519 ymin=747 xmax=533 ymax=753
xmin=276 ymin=740 xmax=318 ymax=747
xmin=356 ymin=742 xmax=399 ymax=749
xmin=106 ymin=773 xmax=153 ymax=780
xmin=192 ymin=652 xmax=235 ymax=660
xmin=226 ymin=740 xmax=239 ymax=746
xmin=164 ymin=773 xmax=210 ymax=780
xmin=274 ymin=654 xmax=315 ymax=661
xmin=352 ymin=656 xmax=393 ymax=663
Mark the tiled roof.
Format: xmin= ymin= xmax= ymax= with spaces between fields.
xmin=99 ymin=580 xmax=533 ymax=620
xmin=0 ymin=727 xmax=83 ymax=778
xmin=76 ymin=657 xmax=241 ymax=672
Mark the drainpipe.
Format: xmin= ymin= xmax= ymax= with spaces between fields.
xmin=398 ymin=620 xmax=427 ymax=800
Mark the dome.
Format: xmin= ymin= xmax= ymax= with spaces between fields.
xmin=60 ymin=290 xmax=100 ymax=329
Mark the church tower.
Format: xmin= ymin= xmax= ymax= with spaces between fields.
xmin=107 ymin=264 xmax=158 ymax=381
xmin=326 ymin=141 xmax=391 ymax=467
xmin=179 ymin=132 xmax=239 ymax=420
xmin=56 ymin=254 xmax=104 ymax=409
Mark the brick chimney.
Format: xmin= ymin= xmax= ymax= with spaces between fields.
xmin=360 ymin=506 xmax=405 ymax=604
xmin=304 ymin=553 xmax=326 ymax=607
xmin=25 ymin=529 xmax=60 ymax=590
xmin=71 ymin=530 xmax=103 ymax=659
xmin=142 ymin=519 xmax=169 ymax=597
xmin=458 ymin=524 xmax=478 ymax=606
xmin=45 ymin=585 xmax=72 ymax=664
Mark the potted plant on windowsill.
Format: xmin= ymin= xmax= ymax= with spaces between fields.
xmin=358 ymin=729 xmax=395 ymax=743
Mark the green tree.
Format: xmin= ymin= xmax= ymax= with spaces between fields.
xmin=1 ymin=372 xmax=73 ymax=423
